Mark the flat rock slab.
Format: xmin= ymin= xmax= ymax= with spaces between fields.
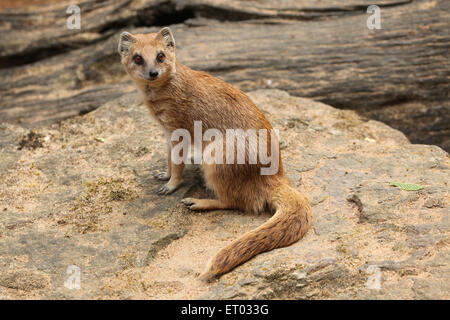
xmin=0 ymin=89 xmax=448 ymax=299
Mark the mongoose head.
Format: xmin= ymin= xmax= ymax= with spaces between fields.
xmin=118 ymin=27 xmax=176 ymax=87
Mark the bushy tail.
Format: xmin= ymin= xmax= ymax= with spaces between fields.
xmin=200 ymin=183 xmax=312 ymax=282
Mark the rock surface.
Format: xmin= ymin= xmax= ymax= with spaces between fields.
xmin=0 ymin=89 xmax=448 ymax=299
xmin=0 ymin=0 xmax=448 ymax=150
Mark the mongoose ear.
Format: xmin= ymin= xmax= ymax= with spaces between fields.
xmin=118 ymin=31 xmax=137 ymax=57
xmin=157 ymin=27 xmax=175 ymax=50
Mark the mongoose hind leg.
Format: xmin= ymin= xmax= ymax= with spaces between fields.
xmin=182 ymin=198 xmax=231 ymax=211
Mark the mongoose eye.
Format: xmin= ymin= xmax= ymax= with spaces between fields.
xmin=156 ymin=52 xmax=165 ymax=63
xmin=133 ymin=54 xmax=143 ymax=65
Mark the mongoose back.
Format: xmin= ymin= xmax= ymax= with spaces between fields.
xmin=119 ymin=27 xmax=312 ymax=281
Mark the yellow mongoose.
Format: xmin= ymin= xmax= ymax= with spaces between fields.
xmin=119 ymin=27 xmax=312 ymax=281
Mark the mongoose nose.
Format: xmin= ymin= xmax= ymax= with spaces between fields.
xmin=149 ymin=70 xmax=159 ymax=79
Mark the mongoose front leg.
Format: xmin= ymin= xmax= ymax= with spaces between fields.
xmin=154 ymin=143 xmax=172 ymax=181
xmin=156 ymin=142 xmax=184 ymax=195
xmin=156 ymin=162 xmax=184 ymax=195
xmin=181 ymin=198 xmax=231 ymax=211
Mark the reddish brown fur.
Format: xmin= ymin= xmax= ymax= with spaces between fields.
xmin=119 ymin=28 xmax=312 ymax=281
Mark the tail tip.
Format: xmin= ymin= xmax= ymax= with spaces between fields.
xmin=199 ymin=270 xmax=219 ymax=283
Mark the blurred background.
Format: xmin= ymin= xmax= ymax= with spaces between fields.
xmin=0 ymin=0 xmax=448 ymax=150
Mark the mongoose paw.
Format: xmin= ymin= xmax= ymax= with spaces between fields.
xmin=153 ymin=171 xmax=171 ymax=181
xmin=181 ymin=197 xmax=198 ymax=210
xmin=156 ymin=183 xmax=178 ymax=195
xmin=182 ymin=198 xmax=229 ymax=211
